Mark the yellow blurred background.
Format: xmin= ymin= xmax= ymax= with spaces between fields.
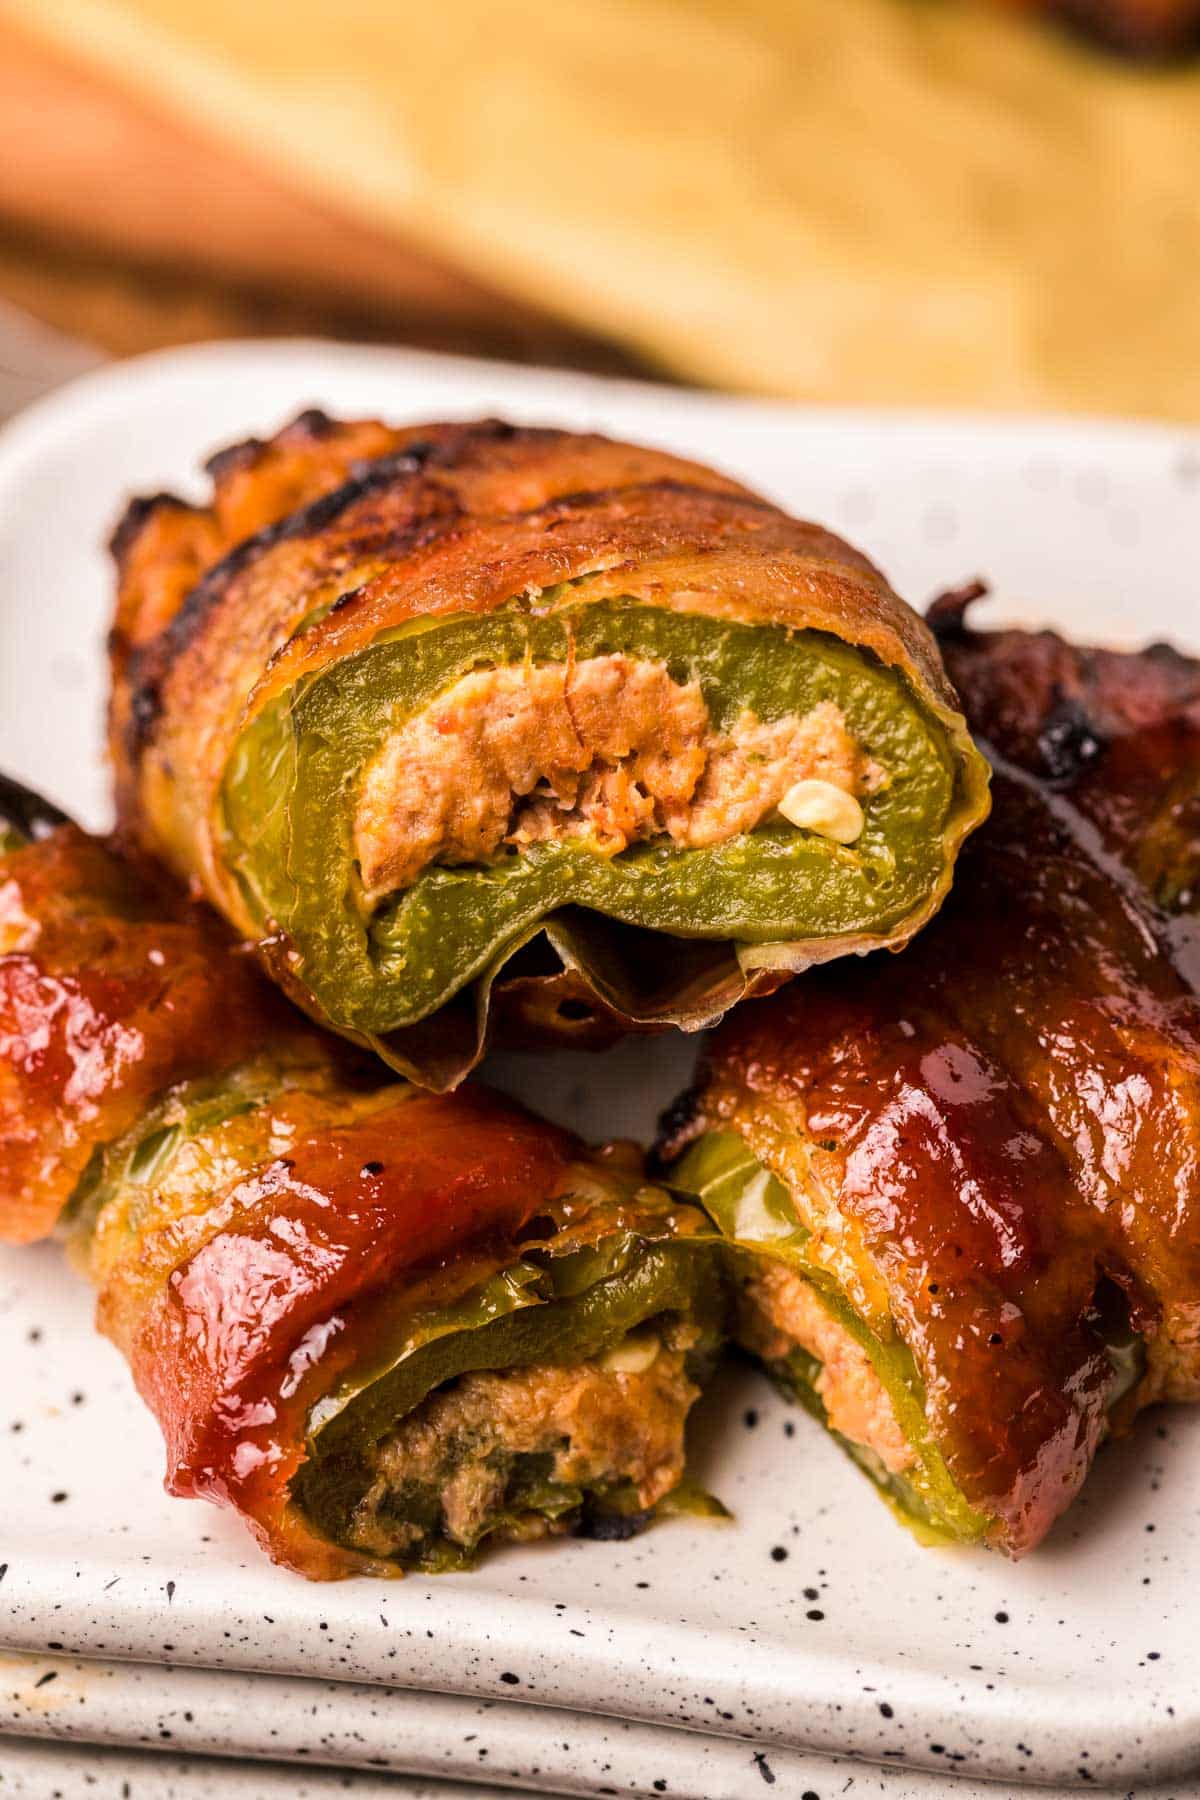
xmin=3 ymin=0 xmax=1199 ymax=416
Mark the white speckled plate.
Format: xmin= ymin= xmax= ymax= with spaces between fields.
xmin=0 ymin=343 xmax=1197 ymax=1794
xmin=3 ymin=1649 xmax=1199 ymax=1800
xmin=0 ymin=1732 xmax=513 ymax=1797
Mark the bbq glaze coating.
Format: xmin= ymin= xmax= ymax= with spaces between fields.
xmin=664 ymin=608 xmax=1200 ymax=1555
xmin=0 ymin=823 xmax=295 ymax=1244
xmin=107 ymin=412 xmax=988 ymax=1082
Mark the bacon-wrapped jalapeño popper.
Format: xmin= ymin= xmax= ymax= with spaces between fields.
xmin=0 ymin=778 xmax=726 ymax=1576
xmin=660 ymin=596 xmax=1200 ymax=1556
xmin=109 ymin=413 xmax=990 ymax=1089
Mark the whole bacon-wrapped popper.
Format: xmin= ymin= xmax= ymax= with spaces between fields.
xmin=0 ymin=780 xmax=726 ymax=1577
xmin=109 ymin=413 xmax=989 ymax=1089
xmin=661 ymin=594 xmax=1200 ymax=1556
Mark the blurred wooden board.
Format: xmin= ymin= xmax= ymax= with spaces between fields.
xmin=0 ymin=20 xmax=646 ymax=370
xmin=8 ymin=0 xmax=1200 ymax=417
xmin=6 ymin=0 xmax=1200 ymax=414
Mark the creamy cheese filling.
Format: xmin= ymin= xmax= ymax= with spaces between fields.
xmin=353 ymin=653 xmax=880 ymax=902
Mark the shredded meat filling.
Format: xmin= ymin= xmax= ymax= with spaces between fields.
xmin=354 ymin=653 xmax=878 ymax=901
xmin=738 ymin=1262 xmax=915 ymax=1475
xmin=344 ymin=1332 xmax=699 ymax=1558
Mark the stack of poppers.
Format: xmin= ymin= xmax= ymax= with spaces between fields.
xmin=2 ymin=415 xmax=1195 ymax=1575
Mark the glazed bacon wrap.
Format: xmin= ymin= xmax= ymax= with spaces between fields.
xmin=662 ymin=594 xmax=1200 ymax=1556
xmin=109 ymin=413 xmax=989 ymax=1088
xmin=0 ymin=779 xmax=291 ymax=1247
xmin=0 ymin=783 xmax=724 ymax=1576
